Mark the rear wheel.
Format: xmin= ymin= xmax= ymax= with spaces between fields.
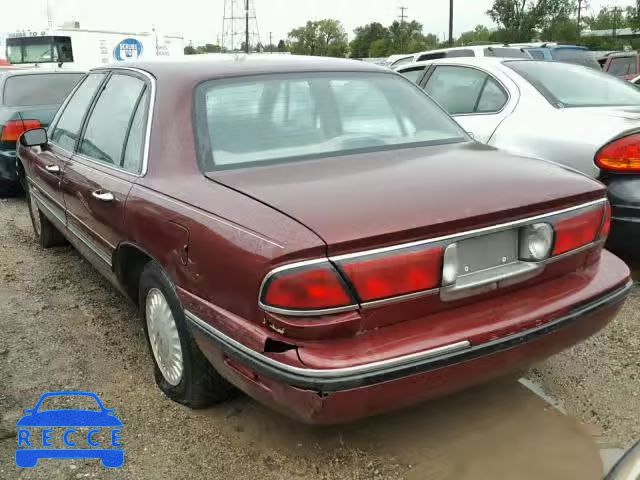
xmin=26 ymin=184 xmax=66 ymax=248
xmin=138 ymin=261 xmax=235 ymax=408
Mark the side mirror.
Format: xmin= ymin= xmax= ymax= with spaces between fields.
xmin=20 ymin=127 xmax=48 ymax=147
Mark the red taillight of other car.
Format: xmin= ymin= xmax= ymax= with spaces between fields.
xmin=0 ymin=119 xmax=41 ymax=143
xmin=595 ymin=134 xmax=640 ymax=173
xmin=337 ymin=247 xmax=443 ymax=302
xmin=552 ymin=202 xmax=610 ymax=256
xmin=261 ymin=263 xmax=355 ymax=312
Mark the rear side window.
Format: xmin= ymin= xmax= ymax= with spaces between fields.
xmin=608 ymin=56 xmax=635 ymax=76
xmin=79 ymin=74 xmax=146 ymax=169
xmin=50 ymin=73 xmax=106 ymax=151
xmin=424 ymin=65 xmax=507 ymax=114
xmin=551 ymin=48 xmax=602 ymax=70
xmin=399 ymin=66 xmax=426 ymax=83
xmin=483 ymin=47 xmax=529 ymax=59
xmin=528 ymin=49 xmax=546 ymax=60
xmin=3 ymin=73 xmax=84 ymax=106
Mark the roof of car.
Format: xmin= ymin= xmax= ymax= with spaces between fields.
xmin=102 ymin=55 xmax=387 ymax=83
xmin=395 ymin=56 xmax=524 ymax=71
xmin=0 ymin=68 xmax=86 ymax=77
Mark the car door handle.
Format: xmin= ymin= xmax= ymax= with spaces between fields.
xmin=91 ymin=190 xmax=115 ymax=202
xmin=45 ymin=164 xmax=60 ymax=173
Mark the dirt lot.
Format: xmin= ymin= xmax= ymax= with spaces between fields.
xmin=0 ymin=197 xmax=637 ymax=479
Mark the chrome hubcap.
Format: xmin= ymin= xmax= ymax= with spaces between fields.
xmin=146 ymin=288 xmax=184 ymax=386
xmin=29 ymin=191 xmax=41 ymax=236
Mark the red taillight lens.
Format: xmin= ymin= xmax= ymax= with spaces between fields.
xmin=552 ymin=205 xmax=606 ymax=256
xmin=596 ymin=134 xmax=640 ymax=173
xmin=261 ymin=263 xmax=353 ymax=311
xmin=0 ymin=119 xmax=41 ymax=143
xmin=338 ymin=247 xmax=443 ymax=302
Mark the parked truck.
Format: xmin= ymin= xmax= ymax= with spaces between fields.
xmin=4 ymin=26 xmax=183 ymax=70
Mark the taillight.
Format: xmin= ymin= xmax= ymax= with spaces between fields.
xmin=596 ymin=134 xmax=640 ymax=173
xmin=598 ymin=202 xmax=612 ymax=240
xmin=0 ymin=119 xmax=41 ymax=143
xmin=260 ymin=262 xmax=355 ymax=312
xmin=552 ymin=204 xmax=607 ymax=256
xmin=337 ymin=247 xmax=442 ymax=302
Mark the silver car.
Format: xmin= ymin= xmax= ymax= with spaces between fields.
xmin=396 ymin=57 xmax=640 ymax=251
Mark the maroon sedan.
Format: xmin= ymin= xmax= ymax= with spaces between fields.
xmin=18 ymin=57 xmax=631 ymax=424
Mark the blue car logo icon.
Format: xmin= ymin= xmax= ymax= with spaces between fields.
xmin=15 ymin=391 xmax=123 ymax=468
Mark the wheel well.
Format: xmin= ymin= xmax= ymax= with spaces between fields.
xmin=114 ymin=244 xmax=153 ymax=306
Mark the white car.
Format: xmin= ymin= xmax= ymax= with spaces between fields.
xmin=395 ymin=57 xmax=640 ymax=252
xmin=389 ymin=45 xmax=531 ymax=68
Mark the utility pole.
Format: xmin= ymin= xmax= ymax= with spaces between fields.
xmin=398 ymin=6 xmax=407 ymax=51
xmin=399 ymin=6 xmax=408 ymax=24
xmin=448 ymin=0 xmax=454 ymax=46
xmin=269 ymin=32 xmax=273 ymax=53
xmin=577 ymin=0 xmax=583 ymax=37
xmin=245 ymin=0 xmax=250 ymax=53
xmin=613 ymin=6 xmax=620 ymax=38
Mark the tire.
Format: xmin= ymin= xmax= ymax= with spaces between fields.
xmin=26 ymin=184 xmax=67 ymax=248
xmin=138 ymin=261 xmax=235 ymax=408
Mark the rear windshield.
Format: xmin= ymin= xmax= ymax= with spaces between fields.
xmin=3 ymin=73 xmax=84 ymax=106
xmin=194 ymin=72 xmax=467 ymax=170
xmin=390 ymin=56 xmax=414 ymax=67
xmin=550 ymin=47 xmax=601 ymax=70
xmin=484 ymin=47 xmax=529 ymax=58
xmin=506 ymin=60 xmax=640 ymax=108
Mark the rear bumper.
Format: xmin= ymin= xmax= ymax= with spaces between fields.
xmin=186 ymin=252 xmax=631 ymax=423
xmin=0 ymin=149 xmax=18 ymax=182
xmin=603 ymin=174 xmax=640 ymax=252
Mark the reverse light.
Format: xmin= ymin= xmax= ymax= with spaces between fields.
xmin=261 ymin=263 xmax=354 ymax=312
xmin=595 ymin=134 xmax=640 ymax=173
xmin=552 ymin=206 xmax=605 ymax=256
xmin=441 ymin=244 xmax=459 ymax=286
xmin=519 ymin=223 xmax=553 ymax=261
xmin=0 ymin=119 xmax=41 ymax=143
xmin=338 ymin=247 xmax=443 ymax=302
xmin=599 ymin=202 xmax=612 ymax=240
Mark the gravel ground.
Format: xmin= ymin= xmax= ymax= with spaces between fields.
xmin=530 ymin=254 xmax=640 ymax=448
xmin=0 ymin=197 xmax=634 ymax=479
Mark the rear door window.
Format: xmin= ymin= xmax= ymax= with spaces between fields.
xmin=399 ymin=66 xmax=427 ymax=83
xmin=608 ymin=56 xmax=635 ymax=76
xmin=50 ymin=73 xmax=106 ymax=152
xmin=79 ymin=74 xmax=146 ymax=169
xmin=3 ymin=73 xmax=84 ymax=106
xmin=424 ymin=66 xmax=508 ymax=114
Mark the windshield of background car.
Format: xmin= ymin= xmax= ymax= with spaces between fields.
xmin=550 ymin=47 xmax=601 ymax=69
xmin=194 ymin=72 xmax=468 ymax=170
xmin=506 ymin=60 xmax=640 ymax=108
xmin=4 ymin=73 xmax=84 ymax=106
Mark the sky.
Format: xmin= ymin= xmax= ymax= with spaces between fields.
xmin=1 ymin=0 xmax=636 ymax=47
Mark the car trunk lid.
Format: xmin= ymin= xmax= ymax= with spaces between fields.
xmin=206 ymin=142 xmax=605 ymax=256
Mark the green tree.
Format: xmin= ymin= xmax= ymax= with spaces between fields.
xmin=277 ymin=39 xmax=288 ymax=52
xmin=487 ymin=0 xmax=575 ymax=42
xmin=369 ymin=38 xmax=390 ymax=57
xmin=350 ymin=22 xmax=389 ymax=58
xmin=184 ymin=45 xmax=197 ymax=55
xmin=288 ymin=19 xmax=349 ymax=57
xmin=584 ymin=6 xmax=631 ymax=31
xmin=387 ymin=20 xmax=436 ymax=53
xmin=457 ymin=25 xmax=493 ymax=45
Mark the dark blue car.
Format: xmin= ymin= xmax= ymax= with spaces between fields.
xmin=15 ymin=391 xmax=123 ymax=468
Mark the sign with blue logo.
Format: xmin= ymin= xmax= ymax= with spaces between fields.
xmin=15 ymin=391 xmax=123 ymax=468
xmin=113 ymin=38 xmax=143 ymax=61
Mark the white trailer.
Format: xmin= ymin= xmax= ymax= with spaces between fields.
xmin=4 ymin=27 xmax=184 ymax=69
